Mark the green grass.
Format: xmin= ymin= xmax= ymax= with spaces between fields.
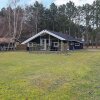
xmin=0 ymin=51 xmax=100 ymax=100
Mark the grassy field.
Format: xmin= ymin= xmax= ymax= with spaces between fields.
xmin=0 ymin=51 xmax=100 ymax=100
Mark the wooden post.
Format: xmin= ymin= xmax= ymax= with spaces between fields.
xmin=40 ymin=36 xmax=42 ymax=50
xmin=64 ymin=42 xmax=68 ymax=51
xmin=61 ymin=41 xmax=64 ymax=51
xmin=58 ymin=39 xmax=59 ymax=51
xmin=48 ymin=35 xmax=50 ymax=51
xmin=49 ymin=35 xmax=51 ymax=47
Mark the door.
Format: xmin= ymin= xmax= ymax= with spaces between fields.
xmin=40 ymin=39 xmax=47 ymax=50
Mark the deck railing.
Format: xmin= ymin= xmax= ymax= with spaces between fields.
xmin=29 ymin=44 xmax=61 ymax=51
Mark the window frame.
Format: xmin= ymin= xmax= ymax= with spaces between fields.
xmin=75 ymin=43 xmax=80 ymax=46
xmin=53 ymin=42 xmax=59 ymax=47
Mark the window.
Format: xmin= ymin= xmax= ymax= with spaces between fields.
xmin=70 ymin=42 xmax=74 ymax=45
xmin=27 ymin=43 xmax=30 ymax=47
xmin=53 ymin=42 xmax=59 ymax=47
xmin=29 ymin=43 xmax=33 ymax=47
xmin=75 ymin=43 xmax=80 ymax=46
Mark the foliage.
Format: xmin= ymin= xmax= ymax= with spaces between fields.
xmin=0 ymin=0 xmax=100 ymax=44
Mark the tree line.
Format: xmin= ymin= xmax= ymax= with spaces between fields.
xmin=0 ymin=0 xmax=100 ymax=47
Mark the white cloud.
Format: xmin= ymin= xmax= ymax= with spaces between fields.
xmin=54 ymin=0 xmax=95 ymax=6
xmin=79 ymin=0 xmax=95 ymax=5
xmin=28 ymin=0 xmax=42 ymax=5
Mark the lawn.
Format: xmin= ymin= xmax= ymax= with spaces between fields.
xmin=0 ymin=51 xmax=100 ymax=100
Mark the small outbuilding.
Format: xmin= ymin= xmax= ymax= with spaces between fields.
xmin=0 ymin=37 xmax=15 ymax=51
xmin=22 ymin=30 xmax=83 ymax=51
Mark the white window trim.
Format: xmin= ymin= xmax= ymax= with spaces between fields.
xmin=29 ymin=42 xmax=33 ymax=47
xmin=53 ymin=42 xmax=59 ymax=47
xmin=70 ymin=42 xmax=74 ymax=45
xmin=75 ymin=43 xmax=80 ymax=46
xmin=27 ymin=43 xmax=29 ymax=47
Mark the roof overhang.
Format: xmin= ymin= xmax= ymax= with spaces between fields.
xmin=69 ymin=40 xmax=84 ymax=43
xmin=21 ymin=30 xmax=66 ymax=44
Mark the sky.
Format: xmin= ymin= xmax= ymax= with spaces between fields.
xmin=0 ymin=0 xmax=95 ymax=9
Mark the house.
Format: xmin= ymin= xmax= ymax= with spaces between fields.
xmin=0 ymin=37 xmax=15 ymax=51
xmin=21 ymin=30 xmax=83 ymax=51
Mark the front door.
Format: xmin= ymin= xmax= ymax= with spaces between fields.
xmin=40 ymin=39 xmax=47 ymax=50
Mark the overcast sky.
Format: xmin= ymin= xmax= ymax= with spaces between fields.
xmin=0 ymin=0 xmax=95 ymax=9
xmin=54 ymin=0 xmax=95 ymax=6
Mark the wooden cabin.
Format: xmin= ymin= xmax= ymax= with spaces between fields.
xmin=21 ymin=30 xmax=83 ymax=51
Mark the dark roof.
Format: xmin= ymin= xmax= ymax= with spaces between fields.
xmin=22 ymin=30 xmax=84 ymax=44
xmin=47 ymin=30 xmax=83 ymax=43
